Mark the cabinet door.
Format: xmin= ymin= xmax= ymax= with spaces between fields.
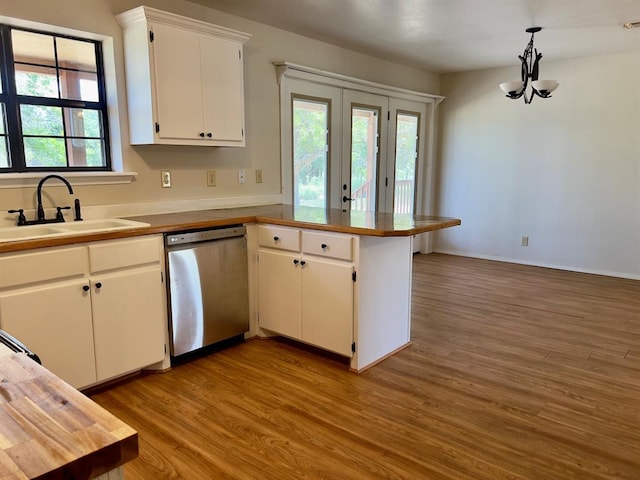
xmin=0 ymin=281 xmax=97 ymax=389
xmin=152 ymin=22 xmax=204 ymax=140
xmin=91 ymin=268 xmax=165 ymax=382
xmin=258 ymin=249 xmax=301 ymax=338
xmin=301 ymin=259 xmax=354 ymax=356
xmin=201 ymin=36 xmax=244 ymax=143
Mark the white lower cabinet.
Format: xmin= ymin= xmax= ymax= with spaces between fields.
xmin=90 ymin=268 xmax=165 ymax=382
xmin=0 ymin=235 xmax=166 ymax=389
xmin=257 ymin=225 xmax=356 ymax=357
xmin=0 ymin=280 xmax=97 ymax=388
xmin=257 ymin=249 xmax=302 ymax=339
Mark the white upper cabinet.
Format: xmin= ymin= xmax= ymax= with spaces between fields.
xmin=116 ymin=6 xmax=251 ymax=146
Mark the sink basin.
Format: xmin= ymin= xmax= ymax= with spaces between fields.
xmin=59 ymin=218 xmax=151 ymax=232
xmin=0 ymin=219 xmax=150 ymax=243
xmin=0 ymin=225 xmax=69 ymax=242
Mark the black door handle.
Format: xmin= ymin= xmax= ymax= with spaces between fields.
xmin=342 ymin=195 xmax=354 ymax=202
xmin=82 ymin=285 xmax=90 ymax=292
xmin=321 ymin=243 xmax=327 ymax=249
xmin=293 ymin=259 xmax=299 ymax=265
xmin=207 ymin=132 xmax=213 ymax=138
xmin=300 ymin=260 xmax=306 ymax=266
xmin=95 ymin=282 xmax=102 ymax=289
xmin=199 ymin=132 xmax=205 ymax=137
xmin=273 ymin=236 xmax=280 ymax=241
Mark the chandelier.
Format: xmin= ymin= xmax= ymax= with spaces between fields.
xmin=499 ymin=27 xmax=559 ymax=104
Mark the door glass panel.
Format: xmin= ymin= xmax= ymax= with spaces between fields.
xmin=292 ymin=98 xmax=329 ymax=208
xmin=350 ymin=107 xmax=379 ymax=211
xmin=394 ymin=112 xmax=419 ymax=214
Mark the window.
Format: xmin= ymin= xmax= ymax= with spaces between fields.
xmin=292 ymin=96 xmax=329 ymax=208
xmin=393 ymin=112 xmax=420 ymax=215
xmin=0 ymin=24 xmax=110 ymax=172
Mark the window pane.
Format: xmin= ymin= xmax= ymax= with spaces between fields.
xmin=394 ymin=113 xmax=419 ymax=215
xmin=21 ymin=105 xmax=63 ymax=136
xmin=56 ymin=37 xmax=97 ymax=72
xmin=67 ymin=138 xmax=104 ymax=167
xmin=15 ymin=67 xmax=58 ymax=98
xmin=0 ymin=138 xmax=8 ymax=167
xmin=0 ymin=105 xmax=8 ymax=167
xmin=66 ymin=108 xmax=101 ymax=138
xmin=350 ymin=107 xmax=378 ymax=212
xmin=24 ymin=137 xmax=66 ymax=167
xmin=12 ymin=30 xmax=55 ymax=67
xmin=0 ymin=104 xmax=5 ymax=135
xmin=60 ymin=70 xmax=99 ymax=101
xmin=293 ymin=98 xmax=328 ymax=208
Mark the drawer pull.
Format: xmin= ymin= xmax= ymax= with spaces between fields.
xmin=321 ymin=243 xmax=327 ymax=249
xmin=273 ymin=236 xmax=280 ymax=242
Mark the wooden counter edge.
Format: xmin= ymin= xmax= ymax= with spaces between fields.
xmin=1 ymin=354 xmax=139 ymax=480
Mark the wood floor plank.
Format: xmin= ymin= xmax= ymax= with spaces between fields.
xmin=91 ymin=253 xmax=640 ymax=479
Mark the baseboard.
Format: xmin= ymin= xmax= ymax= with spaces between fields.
xmin=432 ymin=249 xmax=640 ymax=281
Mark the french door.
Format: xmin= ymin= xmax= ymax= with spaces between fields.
xmin=283 ymin=79 xmax=429 ymax=215
xmin=341 ymin=91 xmax=388 ymax=212
xmin=385 ymin=98 xmax=427 ymax=215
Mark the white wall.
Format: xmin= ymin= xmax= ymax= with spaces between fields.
xmin=0 ymin=0 xmax=440 ymax=223
xmin=435 ymin=52 xmax=640 ymax=279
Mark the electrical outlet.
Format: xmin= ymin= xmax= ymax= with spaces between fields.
xmin=255 ymin=169 xmax=263 ymax=184
xmin=161 ymin=171 xmax=171 ymax=188
xmin=238 ymin=169 xmax=246 ymax=184
xmin=207 ymin=170 xmax=216 ymax=187
xmin=521 ymin=235 xmax=529 ymax=247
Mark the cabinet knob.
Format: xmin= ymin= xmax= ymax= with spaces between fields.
xmin=95 ymin=282 xmax=103 ymax=289
xmin=207 ymin=132 xmax=213 ymax=138
xmin=293 ymin=259 xmax=299 ymax=265
xmin=82 ymin=285 xmax=90 ymax=292
xmin=199 ymin=132 xmax=205 ymax=138
xmin=273 ymin=236 xmax=279 ymax=242
xmin=300 ymin=260 xmax=306 ymax=266
xmin=321 ymin=243 xmax=327 ymax=249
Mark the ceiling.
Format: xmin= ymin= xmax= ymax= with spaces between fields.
xmin=192 ymin=0 xmax=640 ymax=73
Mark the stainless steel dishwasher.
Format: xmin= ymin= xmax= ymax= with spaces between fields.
xmin=165 ymin=225 xmax=249 ymax=357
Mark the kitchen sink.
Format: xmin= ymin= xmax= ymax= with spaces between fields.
xmin=0 ymin=225 xmax=69 ymax=242
xmin=0 ymin=218 xmax=151 ymax=243
xmin=58 ymin=218 xmax=151 ymax=232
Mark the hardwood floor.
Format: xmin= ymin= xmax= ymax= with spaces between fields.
xmin=90 ymin=253 xmax=640 ymax=479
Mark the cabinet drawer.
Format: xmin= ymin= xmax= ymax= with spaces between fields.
xmin=258 ymin=225 xmax=300 ymax=252
xmin=302 ymin=231 xmax=353 ymax=261
xmin=0 ymin=246 xmax=87 ymax=289
xmin=89 ymin=236 xmax=162 ymax=273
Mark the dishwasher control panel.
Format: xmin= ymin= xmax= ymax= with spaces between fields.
xmin=165 ymin=225 xmax=246 ymax=246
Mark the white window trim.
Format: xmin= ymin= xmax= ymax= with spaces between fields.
xmin=0 ymin=14 xmax=136 ymax=186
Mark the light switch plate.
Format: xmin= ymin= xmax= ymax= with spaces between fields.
xmin=238 ymin=169 xmax=246 ymax=184
xmin=207 ymin=170 xmax=216 ymax=187
xmin=161 ymin=171 xmax=171 ymax=188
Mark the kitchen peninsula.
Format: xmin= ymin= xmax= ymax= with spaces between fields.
xmin=131 ymin=205 xmax=461 ymax=371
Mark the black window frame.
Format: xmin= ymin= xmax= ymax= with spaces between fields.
xmin=0 ymin=24 xmax=111 ymax=173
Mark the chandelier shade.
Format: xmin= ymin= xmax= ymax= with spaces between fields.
xmin=499 ymin=27 xmax=558 ymax=104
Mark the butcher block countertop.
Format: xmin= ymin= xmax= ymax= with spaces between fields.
xmin=0 ymin=353 xmax=138 ymax=479
xmin=0 ymin=204 xmax=461 ymax=253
